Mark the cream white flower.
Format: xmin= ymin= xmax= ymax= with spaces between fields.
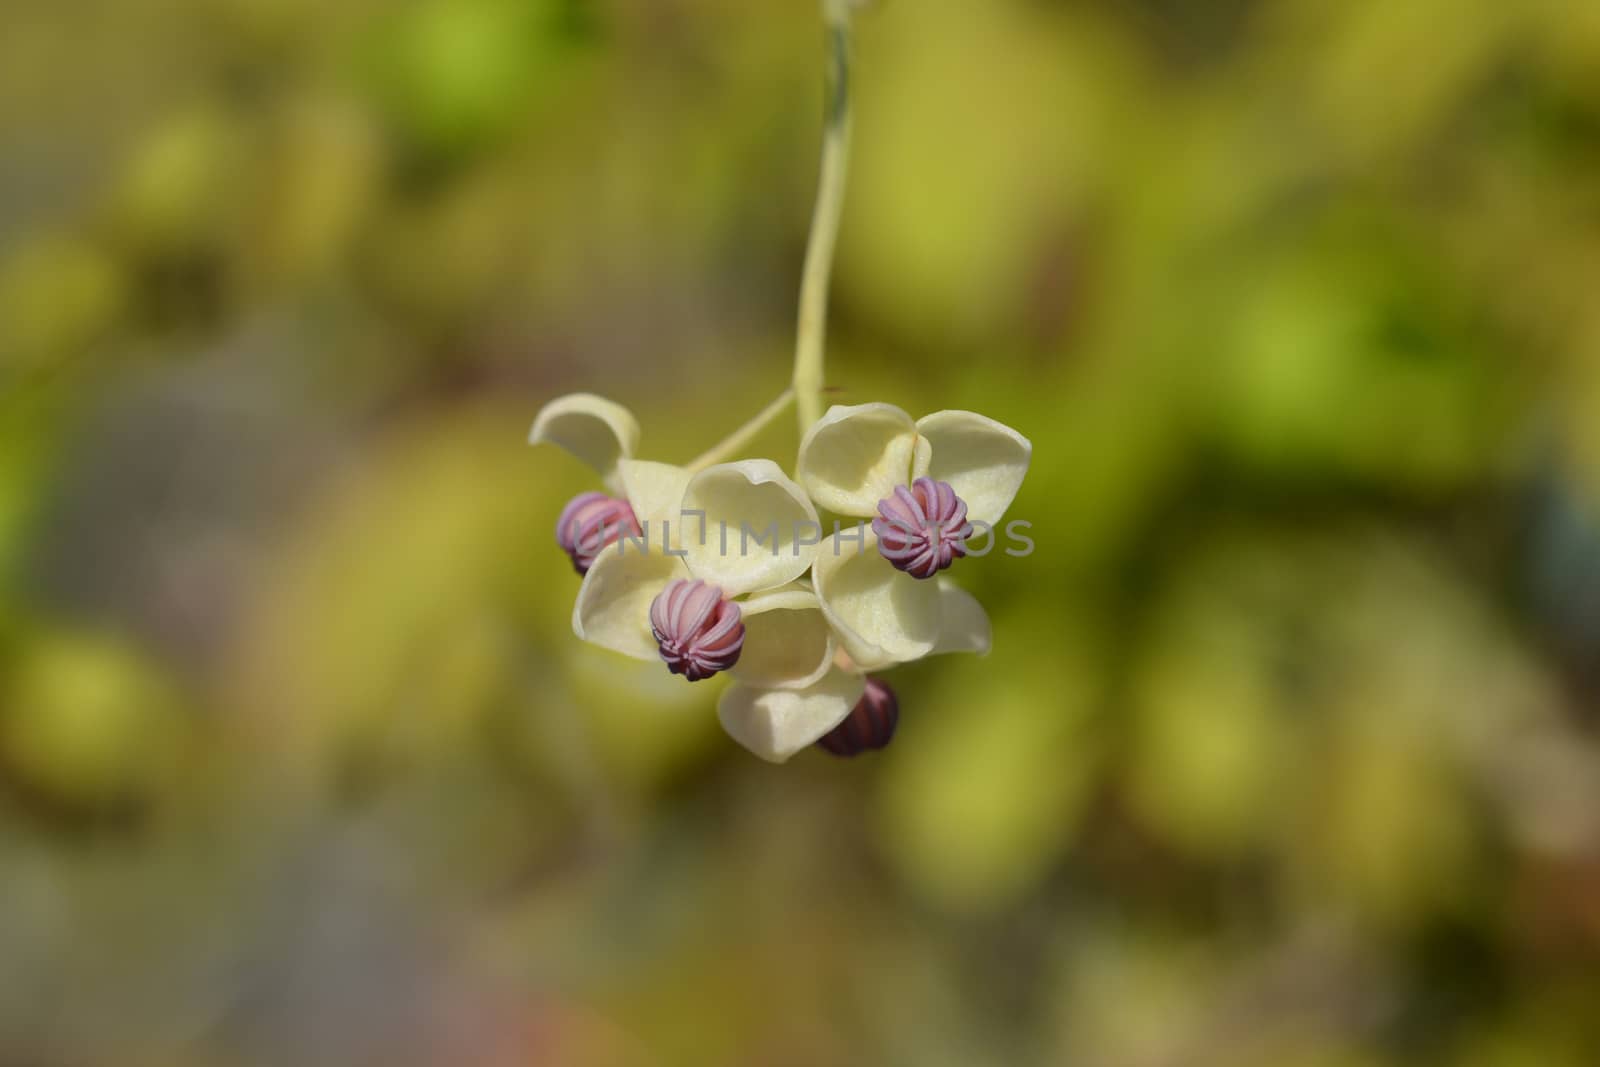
xmin=569 ymin=459 xmax=834 ymax=694
xmin=796 ymin=404 xmax=1031 ymax=527
xmin=536 ymin=394 xmax=1027 ymax=764
xmin=530 ymin=393 xmax=696 ymax=572
xmin=716 ymin=605 xmax=989 ymax=764
xmin=528 ymin=393 xmax=641 ymax=493
xmin=795 ymin=403 xmax=1029 ymax=672
xmin=716 ymin=666 xmax=867 ymax=764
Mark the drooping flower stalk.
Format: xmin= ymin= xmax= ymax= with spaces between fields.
xmin=792 ymin=0 xmax=855 ymax=434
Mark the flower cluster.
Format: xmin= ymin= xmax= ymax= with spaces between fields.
xmin=530 ymin=394 xmax=1031 ymax=763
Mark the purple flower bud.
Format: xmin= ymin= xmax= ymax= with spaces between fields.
xmin=556 ymin=492 xmax=641 ymax=575
xmin=819 ymin=677 xmax=899 ymax=757
xmin=871 ymin=477 xmax=973 ymax=579
xmin=649 ymin=579 xmax=744 ymax=682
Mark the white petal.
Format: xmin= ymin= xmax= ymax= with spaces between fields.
xmin=529 ymin=394 xmax=641 ymax=488
xmin=910 ymin=433 xmax=933 ymax=482
xmin=732 ymin=585 xmax=835 ymax=690
xmin=681 ymin=460 xmax=820 ymax=597
xmin=812 ymin=528 xmax=941 ymax=671
xmin=796 ymin=403 xmax=921 ymax=517
xmin=930 ymin=580 xmax=992 ymax=656
xmin=617 ymin=459 xmax=692 ymax=550
xmin=571 ymin=545 xmax=688 ymax=660
xmin=915 ymin=410 xmax=1032 ymax=526
xmin=717 ymin=670 xmax=866 ymax=763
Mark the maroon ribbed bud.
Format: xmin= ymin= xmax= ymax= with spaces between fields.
xmin=871 ymin=477 xmax=973 ymax=579
xmin=649 ymin=579 xmax=744 ymax=682
xmin=819 ymin=677 xmax=899 ymax=757
xmin=556 ymin=492 xmax=641 ymax=575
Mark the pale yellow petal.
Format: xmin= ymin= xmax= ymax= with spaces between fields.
xmin=915 ymin=410 xmax=1032 ymax=526
xmin=796 ymin=403 xmax=921 ymax=517
xmin=571 ymin=545 xmax=687 ymax=660
xmin=930 ymin=579 xmax=992 ymax=656
xmin=717 ymin=670 xmax=866 ymax=763
xmin=681 ymin=460 xmax=820 ymax=597
xmin=732 ymin=585 xmax=835 ymax=690
xmin=812 ymin=528 xmax=941 ymax=671
xmin=617 ymin=459 xmax=692 ymax=551
xmin=529 ymin=393 xmax=641 ymax=487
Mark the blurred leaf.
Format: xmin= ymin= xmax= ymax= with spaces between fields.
xmin=1205 ymin=216 xmax=1505 ymax=490
xmin=361 ymin=0 xmax=565 ymax=158
xmin=227 ymin=403 xmax=556 ymax=785
xmin=107 ymin=107 xmax=249 ymax=257
xmin=1126 ymin=586 xmax=1300 ymax=856
xmin=876 ymin=610 xmax=1102 ymax=912
xmin=0 ymin=234 xmax=126 ymax=374
xmin=844 ymin=2 xmax=1133 ymax=351
xmin=247 ymin=96 xmax=381 ymax=290
xmin=0 ymin=628 xmax=185 ymax=814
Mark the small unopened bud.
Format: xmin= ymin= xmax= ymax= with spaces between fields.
xmin=649 ymin=579 xmax=744 ymax=681
xmin=872 ymin=477 xmax=973 ymax=579
xmin=557 ymin=492 xmax=640 ymax=575
xmin=819 ymin=677 xmax=898 ymax=756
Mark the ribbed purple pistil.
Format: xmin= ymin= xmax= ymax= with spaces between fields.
xmin=649 ymin=579 xmax=744 ymax=682
xmin=556 ymin=492 xmax=641 ymax=575
xmin=871 ymin=477 xmax=973 ymax=579
xmin=819 ymin=677 xmax=899 ymax=757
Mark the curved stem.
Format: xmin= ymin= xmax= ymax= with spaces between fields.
xmin=686 ymin=389 xmax=796 ymax=472
xmin=793 ymin=0 xmax=855 ymax=434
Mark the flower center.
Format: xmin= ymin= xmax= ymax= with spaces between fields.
xmin=871 ymin=477 xmax=973 ymax=579
xmin=819 ymin=677 xmax=899 ymax=757
xmin=556 ymin=492 xmax=641 ymax=575
xmin=649 ymin=579 xmax=745 ymax=682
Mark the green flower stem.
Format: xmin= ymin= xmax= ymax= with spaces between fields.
xmin=686 ymin=388 xmax=796 ymax=473
xmin=792 ymin=0 xmax=855 ymax=434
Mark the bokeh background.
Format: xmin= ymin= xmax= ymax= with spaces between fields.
xmin=4 ymin=0 xmax=1600 ymax=1063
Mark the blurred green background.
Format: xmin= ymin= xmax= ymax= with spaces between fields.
xmin=4 ymin=0 xmax=1600 ymax=1063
